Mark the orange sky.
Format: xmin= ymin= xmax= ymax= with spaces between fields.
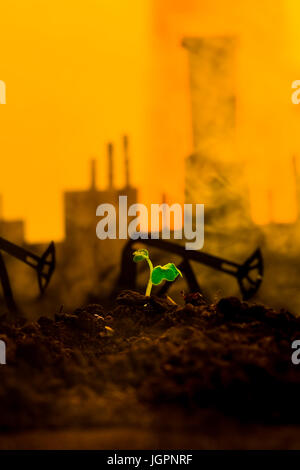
xmin=0 ymin=0 xmax=300 ymax=242
xmin=0 ymin=0 xmax=150 ymax=242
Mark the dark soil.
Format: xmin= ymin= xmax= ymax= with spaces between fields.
xmin=0 ymin=290 xmax=300 ymax=447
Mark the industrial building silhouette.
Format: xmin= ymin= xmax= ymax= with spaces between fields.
xmin=0 ymin=136 xmax=137 ymax=310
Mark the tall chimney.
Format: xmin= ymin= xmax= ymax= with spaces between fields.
xmin=90 ymin=159 xmax=96 ymax=190
xmin=123 ymin=135 xmax=130 ymax=187
xmin=162 ymin=192 xmax=167 ymax=230
xmin=293 ymin=155 xmax=299 ymax=219
xmin=107 ymin=142 xmax=114 ymax=189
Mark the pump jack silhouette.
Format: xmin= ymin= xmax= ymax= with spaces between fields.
xmin=0 ymin=237 xmax=55 ymax=313
xmin=117 ymin=239 xmax=263 ymax=300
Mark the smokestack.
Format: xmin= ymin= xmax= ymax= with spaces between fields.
xmin=90 ymin=159 xmax=96 ymax=190
xmin=123 ymin=135 xmax=130 ymax=187
xmin=293 ymin=155 xmax=298 ymax=178
xmin=268 ymin=189 xmax=273 ymax=223
xmin=162 ymin=192 xmax=167 ymax=230
xmin=292 ymin=155 xmax=299 ymax=219
xmin=107 ymin=142 xmax=114 ymax=189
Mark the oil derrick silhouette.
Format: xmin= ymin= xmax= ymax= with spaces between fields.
xmin=0 ymin=135 xmax=137 ymax=310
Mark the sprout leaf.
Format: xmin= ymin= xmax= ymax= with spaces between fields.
xmin=151 ymin=263 xmax=182 ymax=285
xmin=133 ymin=249 xmax=149 ymax=263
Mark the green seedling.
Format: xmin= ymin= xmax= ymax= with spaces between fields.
xmin=133 ymin=249 xmax=182 ymax=296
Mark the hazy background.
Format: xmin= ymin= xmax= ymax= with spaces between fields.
xmin=0 ymin=0 xmax=300 ymax=243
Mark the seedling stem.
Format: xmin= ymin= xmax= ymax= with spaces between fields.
xmin=145 ymin=257 xmax=154 ymax=296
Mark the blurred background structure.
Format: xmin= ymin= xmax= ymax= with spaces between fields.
xmin=1 ymin=1 xmax=300 ymax=313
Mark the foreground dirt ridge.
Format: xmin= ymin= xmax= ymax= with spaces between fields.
xmin=0 ymin=290 xmax=300 ymax=432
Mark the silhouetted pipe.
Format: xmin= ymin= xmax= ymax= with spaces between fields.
xmin=108 ymin=142 xmax=114 ymax=189
xmin=123 ymin=135 xmax=130 ymax=187
xmin=90 ymin=159 xmax=96 ymax=190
